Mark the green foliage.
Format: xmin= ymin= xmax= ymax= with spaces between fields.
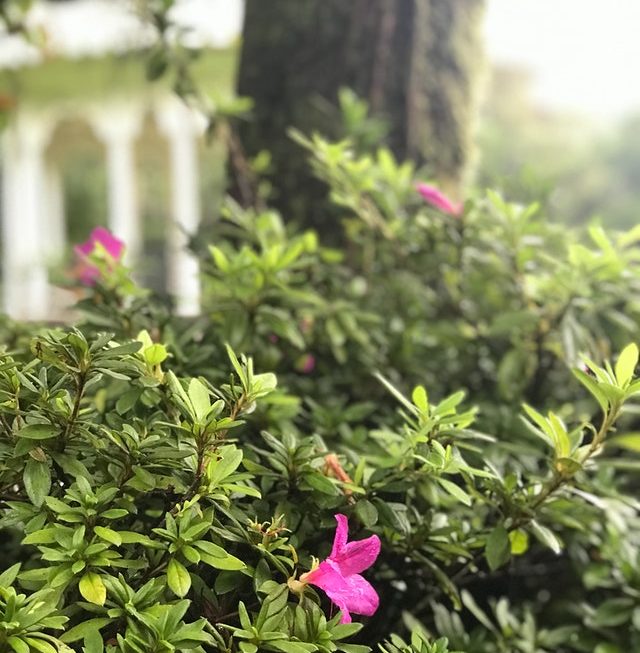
xmin=4 ymin=106 xmax=640 ymax=653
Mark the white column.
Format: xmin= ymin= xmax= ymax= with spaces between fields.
xmin=44 ymin=163 xmax=65 ymax=263
xmin=1 ymin=128 xmax=19 ymax=318
xmin=90 ymin=106 xmax=143 ymax=265
xmin=156 ymin=99 xmax=205 ymax=316
xmin=1 ymin=115 xmax=52 ymax=320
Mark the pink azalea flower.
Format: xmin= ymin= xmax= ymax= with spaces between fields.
xmin=74 ymin=227 xmax=124 ymax=286
xmin=297 ymin=353 xmax=316 ymax=374
xmin=416 ymin=183 xmax=463 ymax=217
xmin=301 ymin=514 xmax=380 ymax=624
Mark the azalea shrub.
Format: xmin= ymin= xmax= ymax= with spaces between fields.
xmin=3 ymin=116 xmax=640 ymax=653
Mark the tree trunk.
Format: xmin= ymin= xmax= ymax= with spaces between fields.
xmin=235 ymin=0 xmax=486 ymax=223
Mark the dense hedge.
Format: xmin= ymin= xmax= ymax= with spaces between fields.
xmin=2 ymin=128 xmax=640 ymax=653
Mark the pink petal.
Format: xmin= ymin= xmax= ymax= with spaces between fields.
xmin=330 ymin=514 xmax=349 ymax=559
xmin=74 ymin=227 xmax=125 ymax=286
xmin=91 ymin=227 xmax=124 ymax=259
xmin=306 ymin=560 xmax=379 ymax=622
xmin=331 ymin=534 xmax=381 ymax=576
xmin=75 ymin=240 xmax=95 ymax=256
xmin=416 ymin=183 xmax=463 ymax=216
xmin=338 ymin=572 xmax=378 ymax=618
xmin=75 ymin=227 xmax=125 ymax=261
xmin=301 ymin=354 xmax=316 ymax=374
xmin=338 ymin=609 xmax=351 ymax=624
xmin=79 ymin=265 xmax=100 ymax=286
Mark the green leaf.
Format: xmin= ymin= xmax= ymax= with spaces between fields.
xmin=529 ymin=520 xmax=562 ymax=554
xmin=193 ymin=540 xmax=227 ymax=558
xmin=355 ymin=499 xmax=378 ymax=527
xmin=412 ymin=385 xmax=429 ymax=412
xmin=18 ymin=423 xmax=58 ymax=440
xmin=182 ymin=545 xmax=201 ymax=564
xmin=94 ymin=526 xmax=122 ymax=546
xmin=72 ymin=560 xmax=86 ymax=574
xmin=424 ymin=560 xmax=461 ymax=610
xmin=208 ymin=446 xmax=243 ymax=486
xmin=100 ymin=509 xmax=129 ymax=520
xmin=61 ymin=618 xmax=112 ymax=643
xmin=461 ymin=589 xmax=498 ymax=633
xmin=105 ymin=341 xmax=142 ymax=356
xmin=226 ymin=344 xmax=247 ymax=390
xmin=240 ymin=644 xmax=258 ymax=653
xmin=198 ymin=550 xmax=245 ymax=571
xmin=166 ymin=371 xmax=193 ymax=416
xmin=117 ymin=531 xmax=157 ymax=546
xmin=7 ymin=637 xmax=30 ymax=653
xmin=269 ymin=642 xmax=316 ymax=653
xmin=485 ymin=526 xmax=511 ymax=571
xmin=79 ymin=572 xmax=107 ymax=606
xmin=434 ymin=391 xmax=466 ymax=416
xmin=303 ymin=471 xmax=340 ymax=495
xmin=522 ymin=404 xmax=555 ymax=448
xmin=256 ymin=583 xmax=289 ymax=632
xmin=144 ymin=344 xmax=168 ymax=366
xmin=51 ymin=453 xmax=91 ymax=479
xmin=23 ymin=638 xmax=58 ymax=653
xmin=509 ymin=529 xmax=529 ymax=555
xmin=116 ymin=388 xmax=142 ymax=415
xmin=438 ymin=478 xmax=472 ymax=506
xmin=251 ymin=372 xmax=278 ymax=399
xmin=43 ymin=496 xmax=71 ymax=513
xmin=590 ymin=598 xmax=634 ymax=628
xmin=609 ymin=433 xmax=640 ymax=453
xmin=375 ymin=373 xmax=418 ymax=415
xmin=82 ymin=629 xmax=104 ymax=653
xmin=188 ymin=378 xmax=211 ymax=421
xmin=555 ymin=457 xmax=582 ymax=475
xmin=573 ymin=368 xmax=609 ymax=411
xmin=0 ymin=563 xmax=21 ymax=587
xmin=330 ymin=623 xmax=363 ymax=640
xmin=23 ymin=459 xmax=51 ymax=507
xmin=595 ymin=645 xmax=624 ymax=653
xmin=167 ymin=558 xmax=191 ymax=597
xmin=238 ymin=601 xmax=252 ymax=631
xmin=210 ymin=245 xmax=230 ymax=271
xmin=22 ymin=529 xmax=57 ymax=545
xmin=548 ymin=412 xmax=571 ymax=458
xmin=615 ymin=343 xmax=638 ymax=387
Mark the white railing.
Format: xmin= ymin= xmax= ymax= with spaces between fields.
xmin=1 ymin=96 xmax=207 ymax=320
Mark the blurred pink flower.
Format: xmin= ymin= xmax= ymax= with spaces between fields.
xmin=74 ymin=227 xmax=124 ymax=286
xmin=416 ymin=183 xmax=463 ymax=216
xmin=301 ymin=514 xmax=380 ymax=624
xmin=298 ymin=354 xmax=316 ymax=374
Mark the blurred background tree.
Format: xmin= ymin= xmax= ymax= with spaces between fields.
xmin=235 ymin=0 xmax=486 ymax=227
xmin=478 ymin=65 xmax=640 ymax=230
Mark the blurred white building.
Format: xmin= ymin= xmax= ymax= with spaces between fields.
xmin=0 ymin=0 xmax=244 ymax=320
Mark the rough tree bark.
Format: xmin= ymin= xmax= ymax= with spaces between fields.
xmin=235 ymin=0 xmax=486 ymax=224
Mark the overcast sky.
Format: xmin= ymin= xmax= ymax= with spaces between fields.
xmin=485 ymin=0 xmax=640 ymax=120
xmin=2 ymin=0 xmax=640 ymax=121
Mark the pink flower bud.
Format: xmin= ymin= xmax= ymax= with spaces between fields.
xmin=416 ymin=183 xmax=463 ymax=217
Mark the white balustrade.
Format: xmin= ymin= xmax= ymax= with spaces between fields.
xmin=89 ymin=104 xmax=143 ymax=266
xmin=1 ymin=114 xmax=53 ymax=320
xmin=156 ymin=98 xmax=206 ymax=316
xmin=1 ymin=98 xmax=208 ymax=320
